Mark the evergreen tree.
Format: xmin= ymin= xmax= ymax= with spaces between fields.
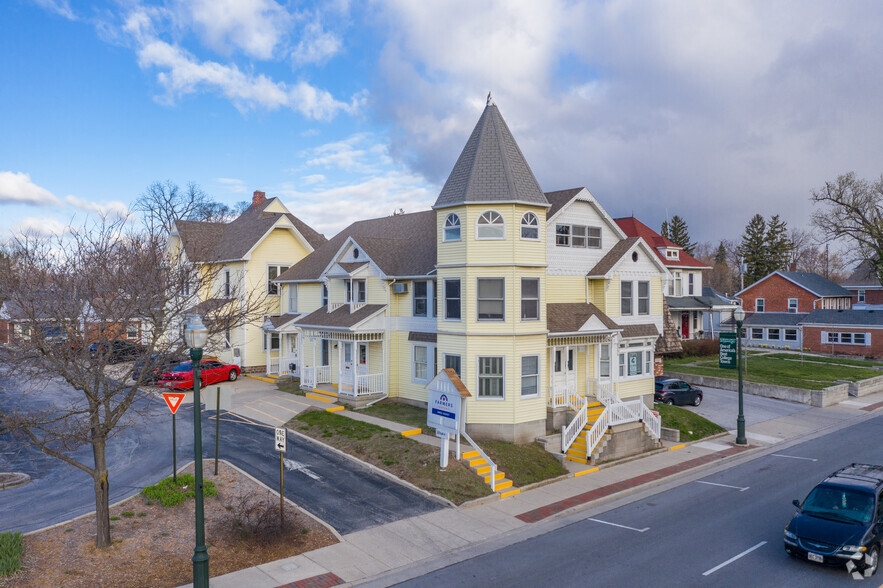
xmin=661 ymin=219 xmax=671 ymax=241
xmin=737 ymin=214 xmax=768 ymax=285
xmin=714 ymin=242 xmax=728 ymax=265
xmin=766 ymin=214 xmax=794 ymax=273
xmin=667 ymin=215 xmax=696 ymax=255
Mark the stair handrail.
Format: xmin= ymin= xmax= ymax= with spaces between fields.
xmin=640 ymin=403 xmax=661 ymax=439
xmin=561 ymin=400 xmax=589 ymax=453
xmin=582 ymin=407 xmax=611 ymax=461
xmin=461 ymin=431 xmax=497 ymax=492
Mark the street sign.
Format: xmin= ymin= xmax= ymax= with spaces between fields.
xmin=719 ymin=332 xmax=738 ymax=369
xmin=274 ymin=427 xmax=287 ymax=452
xmin=162 ymin=392 xmax=186 ymax=414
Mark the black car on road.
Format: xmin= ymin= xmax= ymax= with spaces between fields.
xmin=785 ymin=463 xmax=882 ymax=577
xmin=654 ymin=378 xmax=702 ymax=406
xmin=88 ymin=340 xmax=147 ymax=364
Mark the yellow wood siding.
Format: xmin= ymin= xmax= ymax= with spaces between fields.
xmin=606 ymin=276 xmax=621 ymax=317
xmin=546 ymin=276 xmax=586 ymax=303
xmin=651 ymin=277 xmax=663 ymax=315
xmin=614 ymin=378 xmax=653 ymax=399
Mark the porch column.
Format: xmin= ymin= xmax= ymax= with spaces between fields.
xmin=585 ymin=342 xmax=590 ymax=398
xmin=265 ymin=332 xmax=270 ymax=375
xmin=548 ymin=346 xmax=553 ymax=403
xmin=337 ymin=339 xmax=342 ymax=390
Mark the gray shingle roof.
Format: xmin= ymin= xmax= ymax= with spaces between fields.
xmin=666 ymin=295 xmax=727 ymax=310
xmin=433 ymin=104 xmax=549 ymax=209
xmin=621 ymin=324 xmax=659 ymax=339
xmin=266 ymin=313 xmax=301 ymax=329
xmin=544 ymin=188 xmax=583 ymax=219
xmin=408 ymin=332 xmax=437 ymax=343
xmin=587 ymin=237 xmax=640 ymax=277
xmin=778 ymin=271 xmax=853 ymax=298
xmin=176 ymin=198 xmax=326 ymax=263
xmin=294 ymin=304 xmax=386 ymax=329
xmin=547 ymin=303 xmax=619 ymax=333
xmin=277 ymin=210 xmax=437 ymax=282
xmin=721 ymin=312 xmax=807 ymax=327
xmin=841 ymin=260 xmax=881 ymax=288
xmin=801 ymin=309 xmax=883 ymax=327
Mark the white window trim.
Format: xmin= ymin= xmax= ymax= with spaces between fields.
xmin=413 ymin=280 xmax=429 ymax=317
xmin=688 ymin=273 xmax=694 ymax=295
xmin=621 ymin=281 xmax=633 ymax=316
xmin=858 ymin=289 xmax=866 ymax=303
xmin=767 ymin=328 xmax=781 ymax=340
xmin=755 ymin=298 xmax=765 ymax=313
xmin=477 ymin=277 xmax=505 ymax=322
xmin=288 ymin=283 xmax=298 ymax=313
xmin=443 ymin=353 xmax=462 ymax=377
xmin=266 ymin=263 xmax=289 ymax=296
xmin=637 ymin=280 xmax=650 ymax=316
xmin=263 ymin=331 xmax=280 ymax=351
xmin=750 ymin=328 xmax=764 ymax=339
xmin=520 ymin=354 xmax=540 ymax=398
xmin=443 ymin=213 xmax=461 ymax=242
xmin=475 ymin=210 xmax=505 ymax=240
xmin=617 ymin=344 xmax=653 ymax=381
xmin=520 ymin=212 xmax=540 ymax=241
xmin=477 ymin=355 xmax=505 ymax=400
xmin=787 ymin=298 xmax=798 ymax=313
xmin=823 ymin=330 xmax=871 ymax=346
xmin=521 ymin=277 xmax=540 ymax=321
xmin=443 ymin=278 xmax=462 ymax=322
xmin=411 ymin=343 xmax=435 ymax=384
xmin=784 ymin=328 xmax=798 ymax=341
xmin=223 ymin=269 xmax=231 ymax=298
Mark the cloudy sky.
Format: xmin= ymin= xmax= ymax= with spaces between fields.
xmin=2 ymin=1 xmax=882 ymax=244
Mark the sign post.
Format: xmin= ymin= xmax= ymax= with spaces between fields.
xmin=275 ymin=427 xmax=286 ymax=528
xmin=426 ymin=369 xmax=471 ymax=469
xmin=162 ymin=392 xmax=186 ymax=483
xmin=719 ymin=333 xmax=738 ymax=369
xmin=202 ymin=386 xmax=232 ymax=476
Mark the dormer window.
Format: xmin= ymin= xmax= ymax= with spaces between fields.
xmin=443 ymin=213 xmax=461 ymax=241
xmin=476 ymin=210 xmax=504 ymax=240
xmin=666 ymin=249 xmax=680 ymax=260
xmin=521 ymin=212 xmax=539 ymax=240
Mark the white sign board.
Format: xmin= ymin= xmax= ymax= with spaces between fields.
xmin=274 ymin=427 xmax=287 ymax=452
xmin=427 ymin=387 xmax=460 ymax=435
xmin=202 ymin=386 xmax=233 ymax=411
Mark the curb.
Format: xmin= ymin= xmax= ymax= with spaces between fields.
xmin=0 ymin=472 xmax=31 ymax=490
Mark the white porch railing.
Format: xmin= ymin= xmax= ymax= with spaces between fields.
xmin=315 ymin=365 xmax=331 ymax=384
xmin=641 ymin=403 xmax=662 ymax=439
xmin=268 ymin=358 xmax=280 ymax=375
xmin=354 ymin=372 xmax=383 ymax=396
xmin=280 ymin=355 xmax=297 ymax=376
xmin=351 ymin=301 xmax=367 ymax=312
xmin=561 ymin=394 xmax=588 ymax=453
xmin=549 ymin=383 xmax=576 ymax=408
xmin=302 ymin=366 xmax=314 ymax=388
xmin=328 ymin=302 xmax=345 ymax=312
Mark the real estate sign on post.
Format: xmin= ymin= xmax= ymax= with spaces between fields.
xmin=719 ymin=332 xmax=738 ymax=369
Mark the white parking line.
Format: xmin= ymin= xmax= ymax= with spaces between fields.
xmin=696 ymin=481 xmax=749 ymax=492
xmin=772 ymin=454 xmax=817 ymax=462
xmin=702 ymin=541 xmax=767 ymax=576
xmin=586 ymin=518 xmax=649 ymax=533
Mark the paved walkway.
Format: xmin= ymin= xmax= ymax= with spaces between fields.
xmin=175 ymin=383 xmax=883 ymax=588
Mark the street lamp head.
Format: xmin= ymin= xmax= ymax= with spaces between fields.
xmin=733 ymin=307 xmax=745 ymax=323
xmin=184 ymin=314 xmax=208 ymax=349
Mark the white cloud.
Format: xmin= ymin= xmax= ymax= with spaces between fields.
xmin=216 ymin=178 xmax=248 ymax=194
xmin=300 ymin=174 xmax=326 ymax=185
xmin=291 ymin=20 xmax=342 ymax=66
xmin=181 ymin=0 xmax=292 ymax=60
xmin=305 ymin=134 xmax=389 ymax=173
xmin=32 ymin=0 xmax=76 ymax=20
xmin=64 ymin=195 xmax=131 ymax=220
xmin=15 ymin=217 xmax=68 ymax=238
xmin=0 ymin=172 xmax=61 ymax=206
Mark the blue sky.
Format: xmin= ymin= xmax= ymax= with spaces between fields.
xmin=3 ymin=1 xmax=883 ymax=245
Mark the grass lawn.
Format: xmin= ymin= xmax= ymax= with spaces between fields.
xmin=481 ymin=441 xmax=568 ymax=486
xmin=288 ymin=410 xmax=492 ymax=504
xmin=654 ymin=404 xmax=726 ymax=442
xmin=760 ymin=353 xmax=883 ymax=369
xmin=276 ymin=379 xmax=304 ymax=395
xmin=666 ymin=354 xmax=880 ymax=389
xmin=359 ymin=401 xmax=435 ymax=434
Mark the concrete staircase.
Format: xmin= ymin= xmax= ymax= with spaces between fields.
xmin=461 ymin=449 xmax=520 ymax=498
xmin=305 ymin=387 xmax=338 ymax=404
xmin=564 ymin=401 xmax=604 ymax=464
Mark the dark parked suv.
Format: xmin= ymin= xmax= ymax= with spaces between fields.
xmin=654 ymin=378 xmax=702 ymax=406
xmin=785 ymin=464 xmax=883 ymax=578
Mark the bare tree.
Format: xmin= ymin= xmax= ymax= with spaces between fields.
xmin=0 ymin=215 xmax=269 ymax=548
xmin=132 ymin=180 xmax=239 ymax=235
xmin=811 ymin=172 xmax=883 ymax=283
xmin=788 ymin=228 xmax=848 ymax=281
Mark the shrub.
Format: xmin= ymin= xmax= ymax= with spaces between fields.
xmin=0 ymin=531 xmax=23 ymax=576
xmin=676 ymin=338 xmax=720 ymax=358
xmin=220 ymin=490 xmax=302 ymax=544
xmin=141 ymin=474 xmax=217 ymax=507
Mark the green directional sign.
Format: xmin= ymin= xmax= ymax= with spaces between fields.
xmin=719 ymin=332 xmax=738 ymax=369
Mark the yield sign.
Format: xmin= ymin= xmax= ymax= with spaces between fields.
xmin=162 ymin=392 xmax=186 ymax=415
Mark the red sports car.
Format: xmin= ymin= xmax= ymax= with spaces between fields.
xmin=157 ymin=360 xmax=240 ymax=390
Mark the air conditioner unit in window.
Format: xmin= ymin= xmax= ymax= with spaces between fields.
xmin=392 ymin=282 xmax=409 ymax=294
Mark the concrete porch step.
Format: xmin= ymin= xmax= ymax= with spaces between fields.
xmin=245 ymin=374 xmax=275 ymax=384
xmin=311 ymin=387 xmax=339 ymax=399
xmin=305 ymin=392 xmax=334 ymax=404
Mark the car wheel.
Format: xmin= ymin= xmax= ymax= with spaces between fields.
xmin=228 ymin=369 xmax=238 ymax=382
xmin=665 ymin=399 xmax=674 ymax=406
xmin=861 ymin=546 xmax=879 ymax=577
xmin=693 ymin=395 xmax=702 ymax=406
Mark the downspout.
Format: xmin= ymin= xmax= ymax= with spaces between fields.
xmin=365 ymin=278 xmax=394 ymax=407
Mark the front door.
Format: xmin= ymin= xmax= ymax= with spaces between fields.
xmin=342 ymin=342 xmax=353 ymax=384
xmin=357 ymin=343 xmax=368 ymax=375
xmin=287 ymin=335 xmax=298 ymax=374
xmin=681 ymin=313 xmax=690 ymax=338
xmin=553 ymin=347 xmax=576 ymax=391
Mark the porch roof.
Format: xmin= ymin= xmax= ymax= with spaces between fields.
xmin=408 ymin=331 xmax=437 ymax=343
xmin=547 ymin=302 xmax=620 ymax=334
xmin=621 ymin=323 xmax=659 ymax=339
xmin=263 ymin=313 xmax=302 ymax=331
xmin=586 ymin=237 xmax=641 ymax=277
xmin=295 ymin=304 xmax=386 ymax=330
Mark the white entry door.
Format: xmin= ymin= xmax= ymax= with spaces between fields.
xmin=357 ymin=343 xmax=369 ymax=375
xmin=553 ymin=347 xmax=575 ymax=390
xmin=342 ymin=342 xmax=354 ymax=383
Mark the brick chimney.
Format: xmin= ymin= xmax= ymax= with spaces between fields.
xmin=252 ymin=190 xmax=266 ymax=207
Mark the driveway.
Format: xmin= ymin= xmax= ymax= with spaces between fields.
xmin=678 ymin=384 xmax=811 ymax=428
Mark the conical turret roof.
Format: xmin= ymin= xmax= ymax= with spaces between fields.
xmin=433 ymin=103 xmax=549 ymax=209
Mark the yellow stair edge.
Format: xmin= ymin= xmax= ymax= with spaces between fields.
xmin=331 ymin=383 xmax=338 ymax=388
xmin=311 ymin=388 xmax=339 ymax=398
xmin=574 ymin=466 xmax=600 ymax=477
xmin=469 ymin=457 xmax=488 ymax=467
xmin=587 ymin=407 xmax=605 ymax=416
xmin=494 ymin=479 xmax=513 ymax=490
xmin=305 ymin=392 xmax=333 ymax=403
xmin=566 ymin=455 xmax=588 ymax=464
xmin=475 ymin=465 xmax=491 ymax=475
xmin=484 ymin=472 xmax=505 ymax=483
xmin=586 ymin=401 xmax=602 ymax=408
xmin=462 ymin=450 xmax=480 ymax=459
xmin=401 ymin=428 xmax=422 ymax=437
xmin=566 ymin=448 xmax=586 ymax=457
xmin=325 ymin=406 xmax=345 ymax=413
xmin=245 ymin=374 xmax=276 ymax=383
xmin=499 ymin=488 xmax=521 ymax=499
xmin=266 ymin=374 xmax=280 ymax=380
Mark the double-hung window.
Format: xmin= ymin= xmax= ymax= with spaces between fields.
xmin=768 ymin=328 xmax=780 ymax=340
xmin=855 ymin=333 xmax=868 ymax=345
xmin=267 ymin=265 xmax=289 ymax=295
xmin=756 ymin=298 xmax=765 ymax=312
xmin=444 ymin=354 xmax=461 ymax=377
xmin=322 ymin=284 xmax=328 ymax=307
xmin=599 ymin=344 xmax=610 ymax=378
xmin=638 ymin=281 xmax=649 ymax=315
xmin=223 ymin=269 xmax=231 ymax=297
xmin=354 ymin=279 xmax=366 ymax=303
xmin=785 ymin=329 xmax=798 ymax=341
xmin=521 ymin=356 xmax=539 ymax=397
xmin=126 ymin=322 xmax=139 ymax=339
xmin=477 ymin=278 xmax=504 ymax=321
xmin=555 ymin=224 xmax=570 ymax=246
xmin=788 ymin=298 xmax=798 ymax=313
xmin=478 ymin=356 xmax=504 ymax=398
xmin=688 ymin=273 xmax=694 ymax=295
xmin=751 ymin=328 xmax=763 ymax=339
xmin=555 ymin=224 xmax=601 ymax=248
xmin=413 ymin=281 xmax=428 ymax=317
xmin=521 ymin=278 xmax=539 ymax=320
xmin=413 ymin=345 xmax=429 ymax=381
xmin=621 ymin=281 xmax=633 ymax=316
xmin=444 ymin=279 xmax=461 ymax=320
xmin=288 ymin=284 xmax=298 ymax=313
xmin=859 ymin=290 xmax=866 ymax=303
xmin=263 ymin=332 xmax=280 ymax=351
xmin=619 ymin=350 xmax=644 ymax=377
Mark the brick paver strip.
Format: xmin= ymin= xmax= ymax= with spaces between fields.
xmin=861 ymin=400 xmax=883 ymax=412
xmin=278 ymin=572 xmax=345 ymax=588
xmin=515 ymin=444 xmax=750 ymax=523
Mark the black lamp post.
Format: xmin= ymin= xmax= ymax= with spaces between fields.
xmin=733 ymin=307 xmax=747 ymax=446
xmin=184 ymin=315 xmax=209 ymax=587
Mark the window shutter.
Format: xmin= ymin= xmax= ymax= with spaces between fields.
xmin=820 ymin=331 xmax=827 ymax=343
xmin=867 ymin=332 xmax=872 ymax=346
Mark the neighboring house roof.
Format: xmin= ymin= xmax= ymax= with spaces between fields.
xmin=294 ymin=304 xmax=386 ymax=330
xmin=587 ymin=237 xmax=641 ymax=277
xmin=544 ymin=188 xmax=583 ymax=219
xmin=175 ymin=197 xmax=326 ymax=263
xmin=277 ymin=210 xmax=437 ymax=282
xmin=801 ymin=309 xmax=883 ymax=327
xmin=265 ymin=313 xmax=301 ymax=330
xmin=433 ymin=103 xmax=549 ymax=210
xmin=721 ymin=312 xmax=807 ymax=327
xmin=656 ymin=298 xmax=683 ymax=354
xmin=841 ymin=260 xmax=883 ymax=289
xmin=547 ymin=302 xmax=620 ymax=334
xmin=613 ymin=216 xmax=709 ymax=269
xmin=738 ymin=271 xmax=853 ymax=298
xmin=666 ymin=296 xmax=714 ymax=311
xmin=702 ymin=286 xmax=740 ymax=304
xmin=184 ymin=298 xmax=234 ymax=316
xmin=621 ymin=324 xmax=660 ymax=339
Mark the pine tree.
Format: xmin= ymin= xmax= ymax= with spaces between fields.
xmin=661 ymin=220 xmax=671 ymax=241
xmin=714 ymin=242 xmax=728 ymax=265
xmin=737 ymin=214 xmax=768 ymax=286
xmin=766 ymin=214 xmax=794 ymax=273
xmin=667 ymin=215 xmax=696 ymax=255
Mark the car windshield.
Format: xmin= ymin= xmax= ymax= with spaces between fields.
xmin=172 ymin=363 xmax=193 ymax=373
xmin=654 ymin=383 xmax=664 ymax=391
xmin=802 ymin=485 xmax=875 ymax=524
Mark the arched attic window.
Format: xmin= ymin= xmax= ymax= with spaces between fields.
xmin=443 ymin=213 xmax=461 ymax=241
xmin=521 ymin=212 xmax=539 ymax=240
xmin=476 ymin=210 xmax=505 ymax=240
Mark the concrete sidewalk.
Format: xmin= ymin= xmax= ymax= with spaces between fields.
xmin=195 ymin=390 xmax=883 ymax=588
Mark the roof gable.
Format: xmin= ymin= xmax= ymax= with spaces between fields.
xmin=587 ymin=237 xmax=668 ymax=278
xmin=544 ymin=187 xmax=628 ymax=240
xmin=738 ymin=271 xmax=853 ymax=298
xmin=614 ymin=216 xmax=709 ymax=269
xmin=433 ymin=103 xmax=549 ymax=209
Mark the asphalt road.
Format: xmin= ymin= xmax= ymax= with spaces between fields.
xmin=393 ymin=413 xmax=883 ymax=587
xmin=682 ymin=384 xmax=811 ymax=428
xmin=0 ymin=376 xmax=442 ymax=535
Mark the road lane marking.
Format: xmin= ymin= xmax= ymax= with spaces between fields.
xmin=702 ymin=541 xmax=767 ymax=576
xmin=586 ymin=518 xmax=649 ymax=533
xmin=270 ymin=394 xmax=312 ymax=407
xmin=772 ymin=454 xmax=818 ymax=462
xmin=259 ymin=399 xmax=302 ymax=413
xmin=283 ymin=458 xmax=322 ymax=481
xmin=242 ymin=405 xmax=286 ymax=424
xmin=696 ymin=481 xmax=749 ymax=492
